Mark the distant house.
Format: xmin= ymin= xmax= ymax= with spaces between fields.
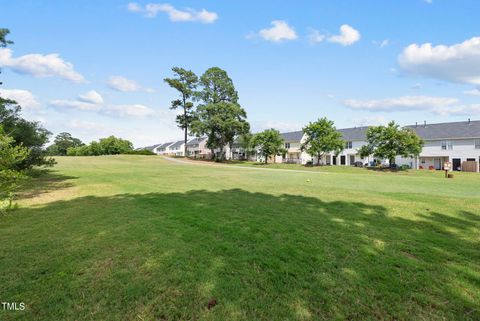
xmin=155 ymin=142 xmax=174 ymax=155
xmin=273 ymin=131 xmax=308 ymax=164
xmin=168 ymin=140 xmax=186 ymax=156
xmin=186 ymin=137 xmax=211 ymax=159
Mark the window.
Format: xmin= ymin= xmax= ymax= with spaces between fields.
xmin=285 ymin=142 xmax=291 ymax=149
xmin=441 ymin=140 xmax=453 ymax=150
xmin=475 ymin=139 xmax=480 ymax=149
xmin=345 ymin=141 xmax=352 ymax=149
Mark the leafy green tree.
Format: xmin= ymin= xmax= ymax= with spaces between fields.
xmin=0 ymin=29 xmax=53 ymax=168
xmin=191 ymin=67 xmax=249 ymax=160
xmin=301 ymin=117 xmax=345 ymax=165
xmin=0 ymin=28 xmax=14 ymax=86
xmin=0 ymin=127 xmax=29 ymax=210
xmin=252 ymin=129 xmax=286 ymax=164
xmin=67 ymin=136 xmax=133 ymax=156
xmin=98 ymin=136 xmax=133 ymax=155
xmin=0 ymin=98 xmax=54 ymax=169
xmin=164 ymin=67 xmax=198 ymax=156
xmin=363 ymin=121 xmax=423 ymax=165
xmin=46 ymin=132 xmax=83 ymax=156
xmin=238 ymin=132 xmax=255 ymax=160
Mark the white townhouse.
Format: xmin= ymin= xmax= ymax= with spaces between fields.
xmin=186 ymin=137 xmax=211 ymax=159
xmin=154 ymin=142 xmax=174 ymax=155
xmin=396 ymin=120 xmax=480 ymax=172
xmin=168 ymin=140 xmax=186 ymax=156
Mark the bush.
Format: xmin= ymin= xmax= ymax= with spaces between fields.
xmin=0 ymin=129 xmax=29 ymax=211
xmin=124 ymin=150 xmax=156 ymax=155
xmin=66 ymin=136 xmax=133 ymax=156
xmin=399 ymin=164 xmax=410 ymax=170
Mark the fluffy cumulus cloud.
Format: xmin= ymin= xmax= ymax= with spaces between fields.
xmin=104 ymin=104 xmax=155 ymax=117
xmin=107 ymin=76 xmax=154 ymax=93
xmin=50 ymin=90 xmax=155 ymax=117
xmin=0 ymin=88 xmax=40 ymax=109
xmin=127 ymin=2 xmax=218 ymax=23
xmin=257 ymin=20 xmax=298 ymax=43
xmin=0 ymin=48 xmax=85 ymax=83
xmin=327 ymin=24 xmax=360 ymax=46
xmin=343 ymin=96 xmax=458 ymax=112
xmin=78 ymin=90 xmax=104 ymax=105
xmin=398 ymin=37 xmax=480 ymax=85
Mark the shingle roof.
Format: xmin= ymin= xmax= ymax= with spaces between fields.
xmin=186 ymin=137 xmax=207 ymax=146
xmin=338 ymin=126 xmax=369 ymax=141
xmin=281 ymin=131 xmax=304 ymax=142
xmin=406 ymin=120 xmax=480 ymax=140
xmin=170 ymin=140 xmax=185 ymax=148
xmin=158 ymin=142 xmax=174 ymax=149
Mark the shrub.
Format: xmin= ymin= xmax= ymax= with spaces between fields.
xmin=124 ymin=150 xmax=156 ymax=155
xmin=399 ymin=164 xmax=410 ymax=170
xmin=428 ymin=165 xmax=435 ymax=170
xmin=0 ymin=129 xmax=29 ymax=211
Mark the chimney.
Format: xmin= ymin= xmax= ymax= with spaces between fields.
xmin=423 ymin=120 xmax=426 ymax=127
xmin=468 ymin=118 xmax=471 ymax=124
xmin=415 ymin=122 xmax=418 ymax=127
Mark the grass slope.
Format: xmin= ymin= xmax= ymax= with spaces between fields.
xmin=0 ymin=155 xmax=479 ymax=321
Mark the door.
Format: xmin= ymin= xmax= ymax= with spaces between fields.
xmin=340 ymin=155 xmax=346 ymax=165
xmin=349 ymin=155 xmax=355 ymax=166
xmin=333 ymin=156 xmax=337 ymax=165
xmin=434 ymin=158 xmax=441 ymax=170
xmin=452 ymin=158 xmax=461 ymax=171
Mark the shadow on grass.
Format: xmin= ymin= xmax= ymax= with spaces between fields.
xmin=0 ymin=188 xmax=478 ymax=321
xmin=16 ymin=169 xmax=78 ymax=200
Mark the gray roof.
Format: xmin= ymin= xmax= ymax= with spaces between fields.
xmin=186 ymin=137 xmax=207 ymax=146
xmin=170 ymin=140 xmax=185 ymax=149
xmin=338 ymin=126 xmax=369 ymax=141
xmin=406 ymin=120 xmax=480 ymax=140
xmin=157 ymin=142 xmax=174 ymax=149
xmin=281 ymin=131 xmax=304 ymax=142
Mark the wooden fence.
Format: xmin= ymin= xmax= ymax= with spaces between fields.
xmin=461 ymin=161 xmax=478 ymax=172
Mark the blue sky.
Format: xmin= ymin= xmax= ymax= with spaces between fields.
xmin=1 ymin=0 xmax=480 ymax=147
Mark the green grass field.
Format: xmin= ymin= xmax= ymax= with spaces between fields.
xmin=1 ymin=155 xmax=479 ymax=321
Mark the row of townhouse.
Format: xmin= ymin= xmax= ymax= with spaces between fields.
xmin=142 ymin=120 xmax=480 ymax=172
xmin=274 ymin=120 xmax=480 ymax=172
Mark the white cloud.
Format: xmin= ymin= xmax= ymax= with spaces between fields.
xmin=308 ymin=29 xmax=325 ymax=44
xmin=107 ymin=76 xmax=154 ymax=93
xmin=327 ymin=24 xmax=360 ymax=46
xmin=435 ymin=104 xmax=480 ymax=116
xmin=0 ymin=88 xmax=40 ymax=109
xmin=127 ymin=2 xmax=218 ymax=23
xmin=372 ymin=39 xmax=389 ymax=48
xmin=252 ymin=120 xmax=302 ymax=133
xmin=78 ymin=90 xmax=104 ymax=105
xmin=50 ymin=99 xmax=101 ymax=111
xmin=0 ymin=48 xmax=85 ymax=83
xmin=70 ymin=120 xmax=108 ymax=131
xmin=343 ymin=96 xmax=458 ymax=112
xmin=464 ymin=87 xmax=480 ymax=96
xmin=423 ymin=0 xmax=433 ymax=4
xmin=398 ymin=37 xmax=480 ymax=85
xmin=105 ymin=104 xmax=155 ymax=117
xmin=50 ymin=91 xmax=155 ymax=118
xmin=352 ymin=116 xmax=389 ymax=127
xmin=257 ymin=20 xmax=298 ymax=43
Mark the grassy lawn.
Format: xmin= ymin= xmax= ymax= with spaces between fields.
xmin=1 ymin=155 xmax=479 ymax=320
